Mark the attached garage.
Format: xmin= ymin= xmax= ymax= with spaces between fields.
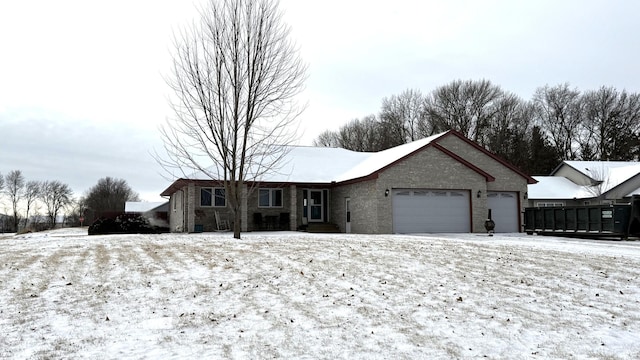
xmin=487 ymin=191 xmax=519 ymax=232
xmin=392 ymin=189 xmax=471 ymax=233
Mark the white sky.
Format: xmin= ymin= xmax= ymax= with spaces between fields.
xmin=1 ymin=0 xmax=639 ymax=202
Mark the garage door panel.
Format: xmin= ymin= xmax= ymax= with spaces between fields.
xmin=487 ymin=191 xmax=519 ymax=232
xmin=393 ymin=190 xmax=470 ymax=233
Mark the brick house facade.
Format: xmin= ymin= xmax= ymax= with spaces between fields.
xmin=160 ymin=130 xmax=536 ymax=234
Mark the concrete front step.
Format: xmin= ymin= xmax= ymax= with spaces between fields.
xmin=306 ymin=223 xmax=341 ymax=233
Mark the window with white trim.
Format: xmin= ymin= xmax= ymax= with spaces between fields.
xmin=201 ymin=187 xmax=226 ymax=207
xmin=259 ymin=188 xmax=283 ymax=207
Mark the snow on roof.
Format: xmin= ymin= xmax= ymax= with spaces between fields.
xmin=552 ymin=161 xmax=640 ymax=197
xmin=334 ymin=132 xmax=443 ymax=182
xmin=606 ymin=164 xmax=640 ymax=192
xmin=258 ymin=146 xmax=371 ymax=183
xmin=125 ymin=201 xmax=168 ymax=213
xmin=562 ymin=161 xmax=640 ymax=193
xmin=192 ymin=131 xmax=446 ymax=183
xmin=561 ymin=161 xmax=635 ymax=177
xmin=528 ymin=176 xmax=592 ymax=199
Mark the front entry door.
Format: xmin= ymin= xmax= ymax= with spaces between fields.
xmin=309 ymin=190 xmax=324 ymax=222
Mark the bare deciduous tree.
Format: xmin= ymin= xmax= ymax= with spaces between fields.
xmin=336 ymin=116 xmax=382 ymax=152
xmin=65 ymin=197 xmax=88 ymax=227
xmin=23 ymin=180 xmax=41 ymax=229
xmin=483 ymin=94 xmax=534 ymax=167
xmin=533 ymin=83 xmax=584 ymax=160
xmin=581 ymin=87 xmax=640 ymax=161
xmin=582 ymin=165 xmax=612 ymax=201
xmin=5 ymin=170 xmax=25 ymax=231
xmin=158 ymin=0 xmax=307 ymax=238
xmin=380 ymin=89 xmax=428 ymax=142
xmin=314 ymin=114 xmax=407 ymax=152
xmin=40 ymin=180 xmax=73 ymax=229
xmin=312 ymin=130 xmax=340 ymax=148
xmin=83 ymin=177 xmax=139 ymax=221
xmin=425 ymin=79 xmax=504 ymax=144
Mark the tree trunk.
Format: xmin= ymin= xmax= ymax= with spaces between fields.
xmin=233 ymin=210 xmax=241 ymax=239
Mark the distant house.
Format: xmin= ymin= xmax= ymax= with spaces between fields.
xmin=125 ymin=201 xmax=169 ymax=227
xmin=160 ymin=130 xmax=536 ymax=234
xmin=528 ymin=161 xmax=640 ymax=207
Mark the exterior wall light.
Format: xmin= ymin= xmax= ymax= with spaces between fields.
xmin=385 ymin=189 xmax=390 ymax=197
xmin=477 ymin=190 xmax=482 ymax=198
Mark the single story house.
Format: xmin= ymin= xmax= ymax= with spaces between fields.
xmin=160 ymin=130 xmax=536 ymax=234
xmin=528 ymin=161 xmax=640 ymax=207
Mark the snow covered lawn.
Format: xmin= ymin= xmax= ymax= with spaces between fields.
xmin=1 ymin=229 xmax=639 ymax=359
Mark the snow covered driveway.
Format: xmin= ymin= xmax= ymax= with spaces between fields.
xmin=1 ymin=229 xmax=639 ymax=359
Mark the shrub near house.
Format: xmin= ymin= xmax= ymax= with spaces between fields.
xmin=88 ymin=214 xmax=166 ymax=235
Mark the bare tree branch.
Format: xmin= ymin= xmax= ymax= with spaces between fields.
xmin=4 ymin=170 xmax=25 ymax=231
xmin=532 ymin=83 xmax=584 ymax=160
xmin=156 ymin=0 xmax=307 ymax=238
xmin=40 ymin=180 xmax=73 ymax=229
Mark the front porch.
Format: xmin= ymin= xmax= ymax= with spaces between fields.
xmin=177 ymin=182 xmax=346 ymax=233
xmin=246 ymin=186 xmax=340 ymax=232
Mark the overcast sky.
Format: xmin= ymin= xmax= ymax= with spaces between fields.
xmin=1 ymin=0 xmax=639 ymax=203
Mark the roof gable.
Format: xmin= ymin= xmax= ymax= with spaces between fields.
xmin=530 ymin=161 xmax=640 ymax=200
xmin=555 ymin=161 xmax=640 ymax=194
xmin=552 ymin=161 xmax=635 ymax=185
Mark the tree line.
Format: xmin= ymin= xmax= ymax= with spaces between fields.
xmin=313 ymin=80 xmax=640 ymax=175
xmin=0 ymin=170 xmax=73 ymax=232
xmin=0 ymin=171 xmax=139 ymax=233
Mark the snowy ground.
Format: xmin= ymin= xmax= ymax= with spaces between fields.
xmin=1 ymin=229 xmax=639 ymax=359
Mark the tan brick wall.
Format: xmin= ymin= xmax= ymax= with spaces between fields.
xmin=376 ymin=146 xmax=486 ymax=233
xmin=245 ymin=185 xmax=294 ymax=231
xmin=332 ymin=180 xmax=377 ymax=233
xmin=192 ymin=184 xmax=231 ymax=232
xmin=187 ymin=183 xmax=195 ymax=232
xmin=437 ymin=135 xmax=529 ymax=230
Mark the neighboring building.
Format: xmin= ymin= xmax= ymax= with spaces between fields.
xmin=528 ymin=161 xmax=640 ymax=207
xmin=125 ymin=201 xmax=170 ymax=227
xmin=160 ymin=130 xmax=536 ymax=234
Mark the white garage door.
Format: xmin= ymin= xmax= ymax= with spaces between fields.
xmin=392 ymin=189 xmax=470 ymax=233
xmin=487 ymin=191 xmax=519 ymax=233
